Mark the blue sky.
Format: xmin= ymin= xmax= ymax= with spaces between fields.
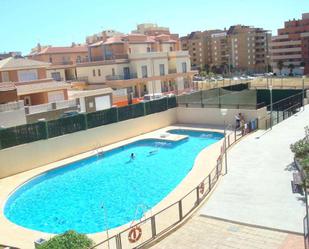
xmin=1 ymin=0 xmax=308 ymax=54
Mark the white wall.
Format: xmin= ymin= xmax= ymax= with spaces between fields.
xmin=0 ymin=109 xmax=177 ymax=178
xmin=177 ymin=107 xmax=267 ymax=127
xmin=0 ymin=109 xmax=27 ymax=128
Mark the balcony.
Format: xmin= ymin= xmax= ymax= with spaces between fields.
xmin=168 ymin=69 xmax=177 ymax=74
xmin=90 ymin=54 xmax=129 ymax=62
xmin=0 ymin=100 xmax=24 ymax=113
xmin=106 ymin=73 xmax=138 ymax=81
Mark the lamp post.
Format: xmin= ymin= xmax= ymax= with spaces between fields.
xmin=266 ymin=55 xmax=270 ymax=89
xmin=221 ymin=108 xmax=228 ymax=174
xmin=269 ymin=85 xmax=273 ymax=129
xmin=303 ymin=76 xmax=306 ymax=111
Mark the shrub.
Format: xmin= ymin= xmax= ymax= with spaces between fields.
xmin=37 ymin=230 xmax=93 ymax=249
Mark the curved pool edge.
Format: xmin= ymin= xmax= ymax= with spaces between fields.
xmin=0 ymin=125 xmax=225 ymax=248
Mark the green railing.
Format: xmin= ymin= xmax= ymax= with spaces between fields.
xmin=0 ymin=97 xmax=177 ymax=150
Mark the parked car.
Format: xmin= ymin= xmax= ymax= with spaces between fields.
xmin=142 ymin=93 xmax=166 ymax=101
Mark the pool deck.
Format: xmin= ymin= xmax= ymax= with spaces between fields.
xmin=0 ymin=124 xmax=226 ymax=249
xmin=151 ymin=107 xmax=309 ymax=249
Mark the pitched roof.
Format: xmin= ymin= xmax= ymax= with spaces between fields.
xmin=34 ymin=46 xmax=88 ymax=55
xmin=16 ymin=80 xmax=70 ymax=95
xmin=0 ymin=57 xmax=50 ymax=71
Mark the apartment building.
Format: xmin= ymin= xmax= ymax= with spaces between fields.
xmin=29 ymin=43 xmax=88 ymax=65
xmin=227 ymin=25 xmax=271 ymax=73
xmin=181 ymin=26 xmax=270 ymax=74
xmin=77 ymin=36 xmax=192 ymax=95
xmin=86 ymin=30 xmax=124 ymax=45
xmin=0 ymin=52 xmax=22 ymax=60
xmin=271 ymin=13 xmax=309 ymax=75
xmin=0 ymin=57 xmax=69 ymax=106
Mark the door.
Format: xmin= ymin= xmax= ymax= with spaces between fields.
xmin=94 ymin=95 xmax=111 ymax=111
xmin=123 ymin=67 xmax=130 ymax=80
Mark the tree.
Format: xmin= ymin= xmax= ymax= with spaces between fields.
xmin=288 ymin=64 xmax=295 ymax=76
xmin=37 ymin=230 xmax=94 ymax=249
xmin=211 ymin=65 xmax=217 ymax=74
xmin=204 ymin=64 xmax=210 ymax=74
xmin=277 ymin=60 xmax=284 ymax=75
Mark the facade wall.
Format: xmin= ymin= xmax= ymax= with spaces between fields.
xmin=0 ymin=90 xmax=18 ymax=104
xmin=31 ymin=52 xmax=88 ymax=65
xmin=76 ymin=63 xmax=131 ymax=83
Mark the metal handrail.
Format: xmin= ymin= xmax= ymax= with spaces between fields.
xmin=90 ymin=123 xmax=258 ymax=249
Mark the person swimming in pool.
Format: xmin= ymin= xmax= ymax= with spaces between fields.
xmin=130 ymin=153 xmax=136 ymax=160
xmin=149 ymin=150 xmax=158 ymax=155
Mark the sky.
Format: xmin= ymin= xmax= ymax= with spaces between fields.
xmin=0 ymin=0 xmax=308 ymax=54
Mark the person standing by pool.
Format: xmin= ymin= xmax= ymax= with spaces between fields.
xmin=235 ymin=113 xmax=241 ymax=129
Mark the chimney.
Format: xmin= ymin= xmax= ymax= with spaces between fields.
xmin=37 ymin=43 xmax=41 ymax=52
xmin=71 ymin=42 xmax=76 ymax=47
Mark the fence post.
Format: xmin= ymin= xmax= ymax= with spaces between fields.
xmin=39 ymin=120 xmax=49 ymax=139
xmin=83 ymin=113 xmax=88 ymax=130
xmin=196 ymin=186 xmax=200 ymax=205
xmin=178 ymin=200 xmax=183 ymax=221
xmin=116 ymin=234 xmax=122 ymax=249
xmin=151 ymin=216 xmax=157 ymax=238
xmin=208 ymin=175 xmax=212 ymax=190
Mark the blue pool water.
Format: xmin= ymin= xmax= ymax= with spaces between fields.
xmin=4 ymin=129 xmax=223 ymax=234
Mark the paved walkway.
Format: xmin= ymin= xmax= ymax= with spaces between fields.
xmin=152 ymin=108 xmax=309 ymax=249
xmin=151 ymin=216 xmax=304 ymax=249
xmin=201 ymin=108 xmax=309 ymax=233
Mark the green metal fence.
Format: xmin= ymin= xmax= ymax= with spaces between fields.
xmin=0 ymin=122 xmax=47 ymax=149
xmin=48 ymin=114 xmax=87 ymax=138
xmin=0 ymin=97 xmax=177 ymax=150
xmin=118 ymin=103 xmax=145 ymax=122
xmin=87 ymin=108 xmax=118 ymax=129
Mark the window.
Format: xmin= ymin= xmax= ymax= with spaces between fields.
xmin=77 ymin=56 xmax=81 ymax=63
xmin=170 ymin=47 xmax=173 ymax=51
xmin=147 ymin=47 xmax=151 ymax=52
xmin=182 ymin=62 xmax=187 ymax=73
xmin=129 ymin=48 xmax=132 ymax=54
xmin=93 ymin=69 xmax=96 ymax=77
xmin=141 ymin=66 xmax=148 ymax=78
xmin=98 ymin=69 xmax=101 ymax=77
xmin=159 ymin=64 xmax=165 ymax=76
xmin=112 ymin=68 xmax=115 ymax=76
xmin=18 ymin=70 xmax=38 ymax=82
xmin=1 ymin=71 xmax=9 ymax=82
xmin=49 ymin=57 xmax=53 ymax=63
xmin=51 ymin=72 xmax=61 ymax=81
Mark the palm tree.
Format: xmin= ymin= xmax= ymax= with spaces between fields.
xmin=288 ymin=64 xmax=295 ymax=76
xmin=277 ymin=60 xmax=284 ymax=75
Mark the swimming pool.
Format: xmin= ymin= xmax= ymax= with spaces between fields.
xmin=4 ymin=129 xmax=223 ymax=234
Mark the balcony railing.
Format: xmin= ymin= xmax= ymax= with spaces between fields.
xmin=106 ymin=73 xmax=138 ymax=81
xmin=168 ymin=69 xmax=177 ymax=74
xmin=0 ymin=100 xmax=24 ymax=113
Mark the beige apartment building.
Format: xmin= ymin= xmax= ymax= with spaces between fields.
xmin=181 ymin=25 xmax=271 ymax=74
xmin=271 ymin=13 xmax=309 ymax=75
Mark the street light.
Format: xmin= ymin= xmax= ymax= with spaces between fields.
xmin=269 ymin=85 xmax=273 ymax=129
xmin=266 ymin=55 xmax=270 ymax=89
xmin=303 ymin=76 xmax=306 ymax=111
xmin=220 ymin=108 xmax=228 ymax=174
